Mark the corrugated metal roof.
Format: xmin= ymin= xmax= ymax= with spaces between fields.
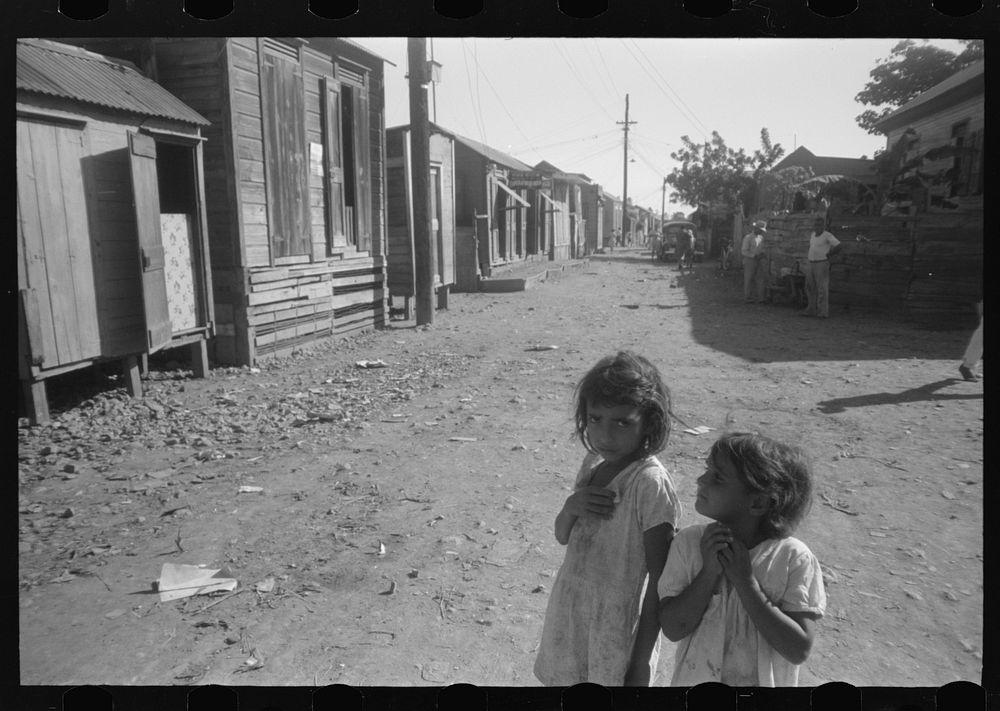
xmin=16 ymin=38 xmax=209 ymax=126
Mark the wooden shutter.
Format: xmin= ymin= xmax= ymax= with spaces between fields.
xmin=128 ymin=131 xmax=172 ymax=353
xmin=261 ymin=50 xmax=310 ymax=259
xmin=322 ymin=76 xmax=347 ymax=250
xmin=353 ymin=85 xmax=372 ymax=252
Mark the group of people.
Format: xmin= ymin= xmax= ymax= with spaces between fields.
xmin=740 ymin=217 xmax=841 ymax=318
xmin=738 ymin=216 xmax=983 ymax=379
xmin=534 ymin=352 xmax=826 ymax=687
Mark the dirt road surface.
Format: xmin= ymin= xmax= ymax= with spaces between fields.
xmin=18 ymin=249 xmax=983 ymax=691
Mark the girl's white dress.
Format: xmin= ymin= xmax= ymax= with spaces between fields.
xmin=657 ymin=523 xmax=827 ymax=687
xmin=533 ymin=453 xmax=681 ymax=686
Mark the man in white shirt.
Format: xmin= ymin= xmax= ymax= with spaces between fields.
xmin=801 ymin=217 xmax=841 ymax=318
xmin=741 ymin=220 xmax=767 ymax=303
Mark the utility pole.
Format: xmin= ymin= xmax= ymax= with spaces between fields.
xmin=408 ymin=38 xmax=435 ymax=325
xmin=660 ymin=177 xmax=667 ymax=225
xmin=617 ymin=94 xmax=637 ymax=242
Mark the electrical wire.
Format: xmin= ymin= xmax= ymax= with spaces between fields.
xmin=551 ymin=39 xmax=618 ymax=124
xmin=619 ymin=39 xmax=710 ymax=141
xmin=629 ymin=39 xmax=711 ymax=138
xmin=459 ymin=39 xmax=488 ymax=146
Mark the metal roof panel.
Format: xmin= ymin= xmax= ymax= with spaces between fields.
xmin=17 ymin=38 xmax=209 ymax=126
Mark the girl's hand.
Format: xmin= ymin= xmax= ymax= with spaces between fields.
xmin=718 ymin=537 xmax=755 ymax=588
xmin=699 ymin=523 xmax=732 ymax=579
xmin=563 ymin=486 xmax=616 ymax=520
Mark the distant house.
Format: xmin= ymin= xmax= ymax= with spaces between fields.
xmin=770 ymin=146 xmax=878 ymax=209
xmin=534 ymin=161 xmax=587 ymax=260
xmin=579 ymin=183 xmax=605 ymax=256
xmin=873 ymin=59 xmax=984 ymax=208
xmin=602 ymin=192 xmax=623 ymax=249
xmin=429 ymin=126 xmax=534 ymax=290
xmin=17 ymin=39 xmax=215 ymax=423
xmin=384 ymin=124 xmax=456 ymax=315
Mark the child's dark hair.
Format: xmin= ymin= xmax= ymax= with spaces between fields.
xmin=573 ymin=351 xmax=671 ymax=458
xmin=710 ymin=432 xmax=814 ymax=538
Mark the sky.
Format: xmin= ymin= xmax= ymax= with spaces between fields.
xmin=349 ymin=37 xmax=967 ymax=216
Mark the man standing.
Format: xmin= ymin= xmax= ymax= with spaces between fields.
xmin=801 ymin=217 xmax=842 ymax=318
xmin=741 ymin=219 xmax=767 ymax=302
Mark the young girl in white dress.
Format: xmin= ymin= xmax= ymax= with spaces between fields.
xmin=534 ymin=351 xmax=682 ymax=686
xmin=658 ymin=432 xmax=826 ymax=686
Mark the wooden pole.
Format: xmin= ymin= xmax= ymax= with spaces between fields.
xmin=408 ymin=38 xmax=434 ymax=326
xmin=617 ymin=94 xmax=636 ymax=242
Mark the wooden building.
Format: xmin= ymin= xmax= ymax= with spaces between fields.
xmin=384 ymin=124 xmax=456 ymax=315
xmin=602 ymin=192 xmax=623 ymax=249
xmin=17 ymin=38 xmax=215 ymax=423
xmin=873 ymin=59 xmax=984 ymax=211
xmin=67 ymin=37 xmax=390 ymax=365
xmin=580 ymin=183 xmax=605 ymax=256
xmin=534 ymin=161 xmax=577 ymax=261
xmin=436 ymin=127 xmax=535 ymax=291
xmin=769 ymin=146 xmax=878 ymax=209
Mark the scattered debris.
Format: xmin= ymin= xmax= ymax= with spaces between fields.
xmin=238 ymin=486 xmax=264 ymax=494
xmin=355 ymin=359 xmax=388 ymax=369
xmin=253 ymin=577 xmax=275 ymax=593
xmin=820 ymin=491 xmax=859 ymax=516
xmin=157 ymin=563 xmax=238 ymax=602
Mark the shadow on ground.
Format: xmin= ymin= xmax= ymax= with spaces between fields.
xmin=593 ymin=251 xmax=970 ymax=363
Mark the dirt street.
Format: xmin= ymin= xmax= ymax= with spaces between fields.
xmin=18 ymin=249 xmax=983 ymax=690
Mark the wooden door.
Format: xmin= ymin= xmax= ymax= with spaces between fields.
xmin=128 ymin=131 xmax=172 ymax=353
xmin=322 ymin=76 xmax=347 ymax=250
xmin=16 ymin=118 xmax=101 ymax=368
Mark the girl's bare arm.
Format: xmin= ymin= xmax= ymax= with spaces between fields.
xmin=625 ymin=522 xmax=674 ymax=685
xmin=730 ymin=579 xmax=818 ymax=665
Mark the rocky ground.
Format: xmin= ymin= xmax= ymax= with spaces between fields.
xmin=18 ymin=248 xmax=983 ymax=695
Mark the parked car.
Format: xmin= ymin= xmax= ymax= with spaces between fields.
xmin=657 ymin=220 xmax=698 ymax=262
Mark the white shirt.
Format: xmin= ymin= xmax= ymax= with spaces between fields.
xmin=807 ymin=231 xmax=840 ymax=261
xmin=741 ymin=232 xmax=763 ymax=259
xmin=658 ymin=524 xmax=827 ymax=687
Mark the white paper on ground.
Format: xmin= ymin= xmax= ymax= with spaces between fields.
xmin=158 ymin=563 xmax=238 ymax=602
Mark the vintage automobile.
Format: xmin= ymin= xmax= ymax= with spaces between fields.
xmin=657 ymin=220 xmax=699 ymax=263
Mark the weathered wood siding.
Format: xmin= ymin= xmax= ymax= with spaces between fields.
xmin=580 ymin=185 xmax=603 ymax=256
xmin=384 ymin=129 xmax=457 ymax=299
xmin=153 ymin=37 xmax=387 ymax=365
xmin=764 ymin=212 xmax=982 ymax=327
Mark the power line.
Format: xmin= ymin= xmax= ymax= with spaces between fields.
xmin=619 ymin=39 xmax=710 ymax=141
xmin=551 ymin=39 xmax=618 ymax=124
xmin=471 ymin=39 xmax=488 ymax=147
xmin=629 ymin=40 xmax=711 ymax=138
xmin=509 ymin=127 xmax=619 ymax=155
xmin=459 ymin=39 xmax=488 ymax=146
xmin=592 ymin=39 xmax=622 ymax=101
xmin=462 ymin=44 xmax=542 ymax=154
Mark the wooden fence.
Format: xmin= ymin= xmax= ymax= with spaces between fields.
xmin=762 ymin=211 xmax=982 ymax=329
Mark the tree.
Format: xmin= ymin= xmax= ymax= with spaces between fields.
xmin=665 ymin=128 xmax=784 ymax=217
xmin=855 ymin=39 xmax=984 ymax=134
